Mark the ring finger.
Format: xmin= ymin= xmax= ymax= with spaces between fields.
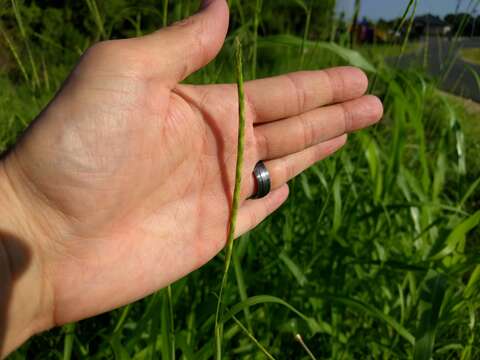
xmin=244 ymin=134 xmax=347 ymax=199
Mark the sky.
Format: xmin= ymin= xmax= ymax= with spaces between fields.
xmin=336 ymin=0 xmax=479 ymax=21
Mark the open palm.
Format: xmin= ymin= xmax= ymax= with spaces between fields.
xmin=2 ymin=0 xmax=382 ymax=328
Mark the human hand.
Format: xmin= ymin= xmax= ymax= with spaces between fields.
xmin=0 ymin=0 xmax=382 ymax=355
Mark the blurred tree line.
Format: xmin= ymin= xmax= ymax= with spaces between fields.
xmin=445 ymin=13 xmax=480 ymax=37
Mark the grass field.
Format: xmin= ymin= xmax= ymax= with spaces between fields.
xmin=1 ymin=0 xmax=480 ymax=359
xmin=461 ymin=48 xmax=480 ymax=66
xmin=358 ymin=42 xmax=421 ymax=61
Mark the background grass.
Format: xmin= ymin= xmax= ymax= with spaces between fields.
xmin=1 ymin=0 xmax=480 ymax=359
xmin=461 ymin=48 xmax=480 ymax=66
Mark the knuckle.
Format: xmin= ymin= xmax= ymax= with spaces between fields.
xmin=256 ymin=129 xmax=270 ymax=159
xmin=298 ymin=113 xmax=316 ymax=148
xmin=339 ymin=102 xmax=353 ymax=133
xmin=286 ymin=73 xmax=306 ymax=113
xmin=324 ymin=68 xmax=346 ymax=102
xmin=282 ymin=157 xmax=295 ymax=182
xmin=244 ymin=91 xmax=260 ymax=124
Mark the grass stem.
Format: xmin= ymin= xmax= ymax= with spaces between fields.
xmin=232 ymin=315 xmax=276 ymax=360
xmin=163 ymin=0 xmax=169 ymax=27
xmin=252 ymin=0 xmax=261 ymax=79
xmin=63 ymin=323 xmax=76 ymax=360
xmin=399 ymin=0 xmax=417 ymax=57
xmin=295 ymin=334 xmax=317 ymax=360
xmin=300 ymin=2 xmax=312 ymax=69
xmin=166 ymin=285 xmax=175 ymax=360
xmin=214 ymin=36 xmax=246 ymax=360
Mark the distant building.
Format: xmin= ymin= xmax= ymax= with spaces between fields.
xmin=413 ymin=15 xmax=452 ymax=37
xmin=352 ymin=18 xmax=381 ymax=44
xmin=357 ymin=18 xmax=375 ymax=43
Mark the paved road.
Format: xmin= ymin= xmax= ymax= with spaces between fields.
xmin=396 ymin=37 xmax=480 ymax=102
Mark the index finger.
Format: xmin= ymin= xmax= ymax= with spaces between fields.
xmin=245 ymin=66 xmax=369 ymax=123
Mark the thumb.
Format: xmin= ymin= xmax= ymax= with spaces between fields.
xmin=135 ymin=0 xmax=229 ymax=83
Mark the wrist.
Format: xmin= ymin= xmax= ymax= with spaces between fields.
xmin=0 ymin=156 xmax=54 ymax=357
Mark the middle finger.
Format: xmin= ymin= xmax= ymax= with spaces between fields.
xmin=255 ymin=95 xmax=383 ymax=160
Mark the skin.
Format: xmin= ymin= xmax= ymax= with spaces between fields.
xmin=0 ymin=0 xmax=383 ymax=357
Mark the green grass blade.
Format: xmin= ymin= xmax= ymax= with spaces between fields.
xmin=10 ymin=0 xmax=39 ymax=88
xmin=257 ymin=34 xmax=376 ymax=72
xmin=279 ymin=252 xmax=307 ymax=286
xmin=85 ymin=0 xmax=106 ymax=39
xmin=399 ymin=0 xmax=417 ymax=58
xmin=359 ymin=132 xmax=383 ymax=202
xmin=161 ymin=286 xmax=175 ymax=360
xmin=394 ymin=0 xmax=415 ymax=36
xmin=159 ymin=288 xmax=174 ymax=360
xmin=232 ymin=316 xmax=276 ymax=360
xmin=300 ymin=173 xmax=313 ymax=200
xmin=466 ymin=66 xmax=480 ymax=94
xmin=175 ymin=332 xmax=195 ymax=360
xmin=232 ymin=251 xmax=253 ymax=332
xmin=432 ymin=141 xmax=447 ymax=202
xmin=439 ymin=94 xmax=467 ymax=176
xmin=110 ymin=336 xmax=131 ymax=360
xmin=430 ymin=211 xmax=480 ymax=260
xmin=413 ymin=276 xmax=447 ymax=360
xmin=464 ymin=265 xmax=480 ymax=299
xmin=148 ymin=293 xmax=162 ymax=360
xmin=113 ymin=304 xmax=132 ymax=333
xmin=251 ymin=0 xmax=261 ymax=79
xmin=298 ymin=1 xmax=311 ymax=68
xmin=223 ymin=295 xmax=320 ymax=333
xmin=0 ymin=23 xmax=29 ymax=83
xmin=327 ymin=295 xmax=415 ymax=344
xmin=332 ymin=175 xmax=342 ymax=234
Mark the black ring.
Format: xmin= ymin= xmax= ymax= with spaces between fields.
xmin=251 ymin=161 xmax=271 ymax=199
